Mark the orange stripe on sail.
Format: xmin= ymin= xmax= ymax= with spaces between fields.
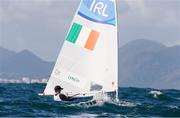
xmin=84 ymin=30 xmax=100 ymax=50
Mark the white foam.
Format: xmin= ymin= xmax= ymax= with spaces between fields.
xmin=68 ymin=92 xmax=110 ymax=108
xmin=108 ymin=98 xmax=138 ymax=107
xmin=0 ymin=78 xmax=48 ymax=84
xmin=92 ymin=92 xmax=110 ymax=104
xmin=149 ymin=90 xmax=163 ymax=98
xmin=77 ymin=93 xmax=109 ymax=108
xmin=168 ymin=105 xmax=178 ymax=109
xmin=68 ymin=113 xmax=97 ymax=118
xmin=0 ymin=99 xmax=4 ymax=102
xmin=69 ymin=92 xmax=137 ymax=108
xmin=69 ymin=113 xmax=125 ymax=118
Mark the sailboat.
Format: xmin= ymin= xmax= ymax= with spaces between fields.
xmin=39 ymin=0 xmax=119 ymax=101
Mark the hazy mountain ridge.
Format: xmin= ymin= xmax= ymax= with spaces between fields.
xmin=0 ymin=47 xmax=16 ymax=62
xmin=0 ymin=39 xmax=180 ymax=89
xmin=119 ymin=39 xmax=180 ymax=90
xmin=0 ymin=47 xmax=54 ymax=79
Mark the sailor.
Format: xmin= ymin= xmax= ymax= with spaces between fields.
xmin=54 ymin=85 xmax=79 ymax=101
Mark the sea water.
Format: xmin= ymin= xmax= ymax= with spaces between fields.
xmin=0 ymin=83 xmax=180 ymax=117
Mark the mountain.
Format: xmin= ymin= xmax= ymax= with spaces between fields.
xmin=119 ymin=39 xmax=180 ymax=90
xmin=0 ymin=47 xmax=54 ymax=79
xmin=1 ymin=39 xmax=180 ymax=90
xmin=0 ymin=47 xmax=16 ymax=62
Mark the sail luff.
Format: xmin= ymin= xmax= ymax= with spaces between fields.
xmin=43 ymin=0 xmax=84 ymax=95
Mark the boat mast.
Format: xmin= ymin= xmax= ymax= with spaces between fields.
xmin=115 ymin=0 xmax=119 ymax=102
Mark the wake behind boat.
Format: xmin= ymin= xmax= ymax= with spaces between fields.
xmin=39 ymin=0 xmax=119 ymax=102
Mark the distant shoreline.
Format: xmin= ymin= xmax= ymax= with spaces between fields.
xmin=0 ymin=78 xmax=48 ymax=84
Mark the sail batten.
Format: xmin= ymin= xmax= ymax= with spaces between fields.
xmin=43 ymin=0 xmax=118 ymax=97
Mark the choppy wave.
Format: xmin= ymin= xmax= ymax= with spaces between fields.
xmin=0 ymin=84 xmax=180 ymax=117
xmin=177 ymin=98 xmax=180 ymax=100
xmin=68 ymin=93 xmax=137 ymax=109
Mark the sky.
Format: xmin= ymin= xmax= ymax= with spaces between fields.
xmin=0 ymin=0 xmax=179 ymax=61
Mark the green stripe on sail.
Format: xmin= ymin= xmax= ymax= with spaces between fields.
xmin=66 ymin=23 xmax=82 ymax=44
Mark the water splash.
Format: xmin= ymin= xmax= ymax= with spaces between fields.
xmin=110 ymin=100 xmax=137 ymax=107
xmin=149 ymin=90 xmax=163 ymax=98
xmin=68 ymin=92 xmax=137 ymax=108
xmin=72 ymin=92 xmax=110 ymax=108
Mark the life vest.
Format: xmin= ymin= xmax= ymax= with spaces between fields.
xmin=54 ymin=93 xmax=75 ymax=101
xmin=54 ymin=93 xmax=61 ymax=101
xmin=54 ymin=92 xmax=69 ymax=101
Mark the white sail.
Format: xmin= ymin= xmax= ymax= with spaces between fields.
xmin=43 ymin=0 xmax=118 ymax=97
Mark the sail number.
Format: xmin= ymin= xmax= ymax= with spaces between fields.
xmin=68 ymin=76 xmax=80 ymax=83
xmin=90 ymin=0 xmax=108 ymax=17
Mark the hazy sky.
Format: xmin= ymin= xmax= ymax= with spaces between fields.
xmin=0 ymin=0 xmax=179 ymax=61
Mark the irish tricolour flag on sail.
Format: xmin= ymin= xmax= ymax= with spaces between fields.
xmin=66 ymin=22 xmax=100 ymax=51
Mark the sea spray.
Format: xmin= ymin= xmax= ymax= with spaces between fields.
xmin=149 ymin=90 xmax=163 ymax=98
